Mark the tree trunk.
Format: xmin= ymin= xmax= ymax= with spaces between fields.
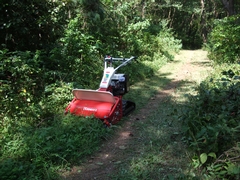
xmin=221 ymin=0 xmax=235 ymax=15
xmin=200 ymin=0 xmax=207 ymax=42
xmin=141 ymin=1 xmax=146 ymax=19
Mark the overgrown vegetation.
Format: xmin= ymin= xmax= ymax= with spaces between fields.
xmin=207 ymin=15 xmax=240 ymax=64
xmin=0 ymin=115 xmax=111 ymax=179
xmin=181 ymin=64 xmax=240 ymax=179
xmin=1 ymin=0 xmax=240 ymax=179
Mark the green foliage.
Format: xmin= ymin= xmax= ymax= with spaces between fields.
xmin=203 ymin=146 xmax=240 ymax=179
xmin=207 ymin=15 xmax=240 ymax=64
xmin=0 ymin=49 xmax=44 ymax=122
xmin=0 ymin=0 xmax=187 ymax=179
xmin=0 ymin=0 xmax=61 ymax=51
xmin=144 ymin=0 xmax=210 ymax=49
xmin=181 ymin=64 xmax=240 ymax=179
xmin=0 ymin=115 xmax=111 ymax=180
xmin=154 ymin=20 xmax=182 ymax=60
xmin=191 ymin=146 xmax=240 ymax=179
xmin=60 ymin=17 xmax=103 ymax=88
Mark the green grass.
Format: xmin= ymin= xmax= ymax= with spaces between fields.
xmin=109 ymin=83 xmax=195 ymax=180
xmin=0 ymin=115 xmax=113 ymax=180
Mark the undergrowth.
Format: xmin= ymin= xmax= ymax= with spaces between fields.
xmin=181 ymin=63 xmax=240 ymax=179
xmin=0 ymin=115 xmax=112 ymax=180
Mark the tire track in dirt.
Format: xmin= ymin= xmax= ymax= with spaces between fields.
xmin=61 ymin=50 xmax=212 ymax=180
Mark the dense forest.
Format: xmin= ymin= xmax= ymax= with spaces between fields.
xmin=0 ymin=0 xmax=240 ymax=179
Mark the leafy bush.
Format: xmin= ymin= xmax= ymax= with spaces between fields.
xmin=207 ymin=15 xmax=240 ymax=64
xmin=181 ymin=64 xmax=240 ymax=179
xmin=0 ymin=49 xmax=45 ymax=122
xmin=59 ymin=15 xmax=104 ymax=89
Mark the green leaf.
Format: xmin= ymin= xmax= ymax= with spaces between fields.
xmin=227 ymin=163 xmax=240 ymax=175
xmin=208 ymin=152 xmax=216 ymax=159
xmin=200 ymin=153 xmax=208 ymax=164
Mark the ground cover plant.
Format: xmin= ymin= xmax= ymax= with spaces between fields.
xmin=0 ymin=115 xmax=111 ymax=179
xmin=181 ymin=64 xmax=240 ymax=179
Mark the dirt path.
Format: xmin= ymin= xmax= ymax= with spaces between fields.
xmin=61 ymin=50 xmax=212 ymax=180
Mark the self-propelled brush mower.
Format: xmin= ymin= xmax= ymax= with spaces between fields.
xmin=65 ymin=56 xmax=137 ymax=126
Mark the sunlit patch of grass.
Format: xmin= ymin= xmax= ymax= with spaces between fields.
xmin=111 ymin=84 xmax=193 ymax=179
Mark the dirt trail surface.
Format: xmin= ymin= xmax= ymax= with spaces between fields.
xmin=61 ymin=50 xmax=212 ymax=180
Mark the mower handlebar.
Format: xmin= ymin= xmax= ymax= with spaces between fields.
xmin=104 ymin=56 xmax=137 ymax=62
xmin=103 ymin=56 xmax=137 ymax=71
